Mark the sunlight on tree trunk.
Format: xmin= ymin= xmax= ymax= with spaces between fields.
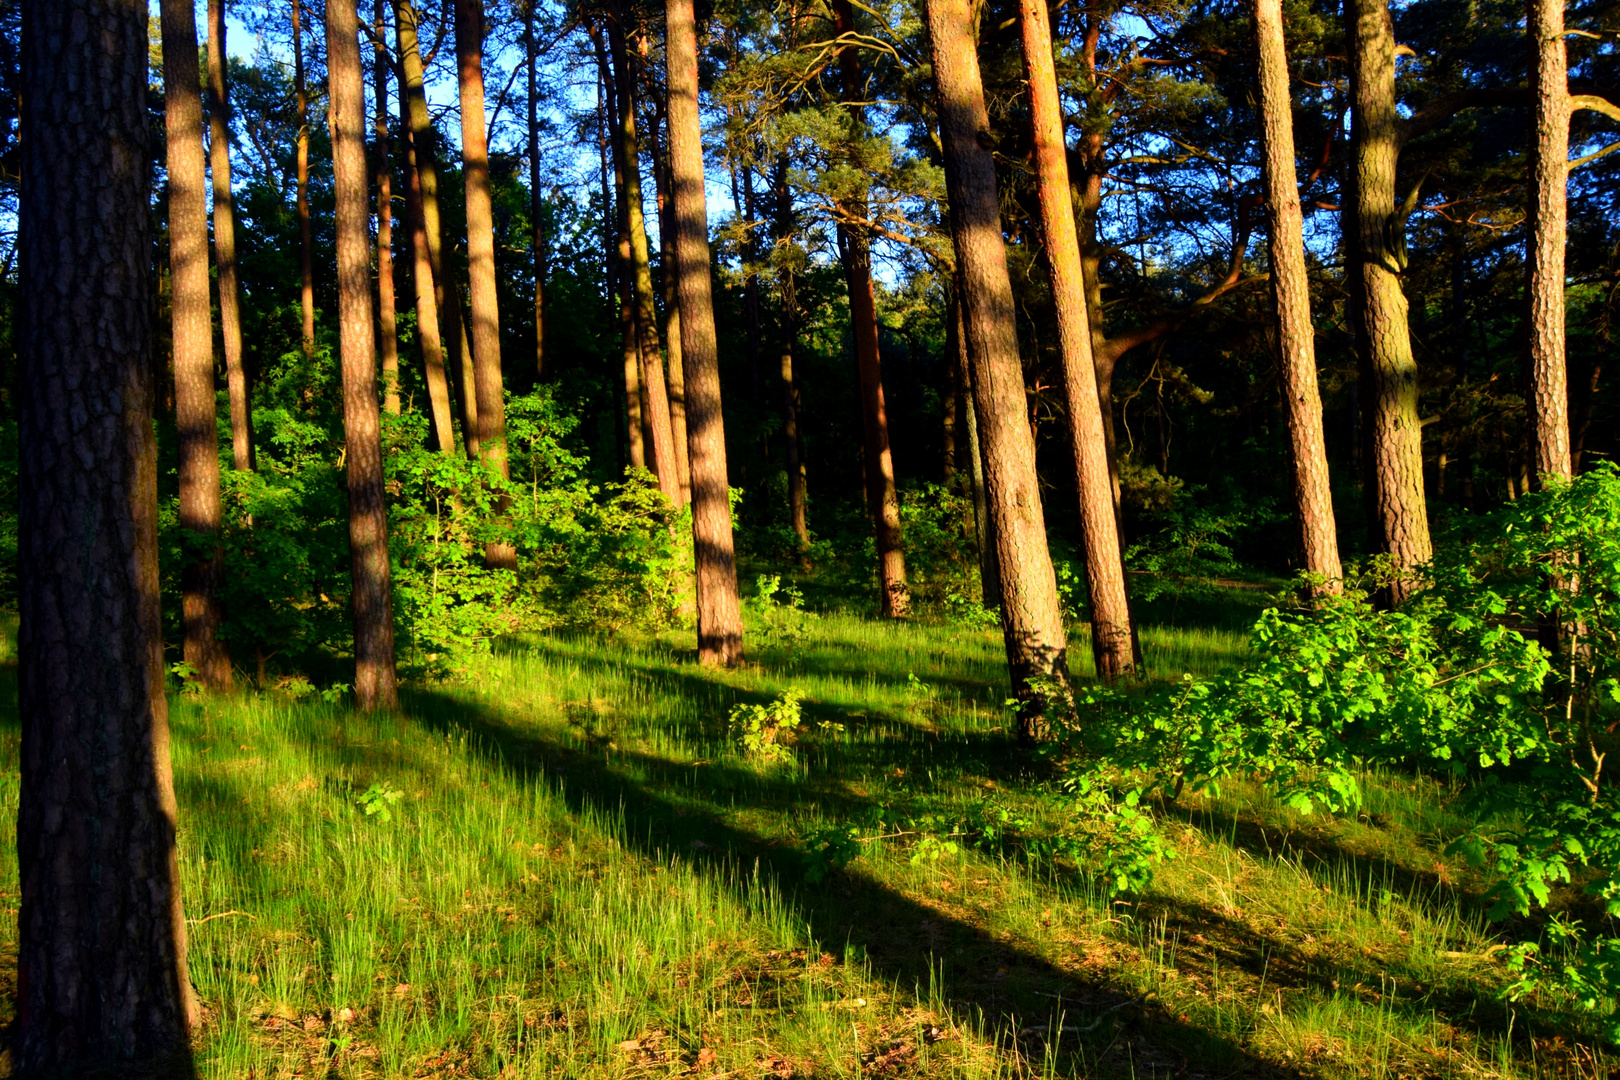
xmin=1527 ymin=0 xmax=1571 ymax=485
xmin=208 ymin=0 xmax=254 ymax=469
xmin=373 ymin=0 xmax=400 ymax=417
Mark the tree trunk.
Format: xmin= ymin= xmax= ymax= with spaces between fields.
xmin=373 ymin=0 xmax=400 ymax=416
xmin=455 ymin=0 xmax=518 ymax=570
xmin=832 ymin=0 xmax=908 ymax=618
xmin=1255 ymin=0 xmax=1343 ymax=590
xmin=595 ymin=25 xmax=646 ymax=471
xmin=927 ymin=0 xmax=1068 ymax=739
xmin=1527 ymin=0 xmax=1571 ymax=485
xmin=651 ymin=106 xmax=693 ymax=503
xmin=772 ymin=155 xmax=810 ymax=552
xmin=952 ymin=282 xmax=1001 ymax=610
xmin=17 ymin=0 xmax=197 ymax=1064
xmin=165 ymin=0 xmax=231 ymax=690
xmin=1347 ymin=0 xmax=1431 ymax=601
xmin=394 ymin=0 xmax=456 ymax=453
xmin=942 ymin=336 xmax=957 ymax=485
xmin=667 ymin=0 xmax=744 ymax=665
xmin=328 ymin=0 xmax=400 ymax=710
xmin=293 ymin=0 xmax=316 ymax=353
xmin=608 ymin=7 xmax=681 ymax=504
xmin=207 ymin=0 xmax=254 ymax=469
xmin=526 ymin=0 xmax=546 ymax=379
xmin=1018 ymin=0 xmax=1136 ymax=680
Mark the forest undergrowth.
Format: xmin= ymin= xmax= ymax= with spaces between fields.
xmin=0 ymin=605 xmax=1601 ymax=1079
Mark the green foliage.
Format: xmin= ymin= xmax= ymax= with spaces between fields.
xmin=728 ymin=690 xmax=804 ymax=764
xmin=354 ymin=781 xmax=405 ymax=823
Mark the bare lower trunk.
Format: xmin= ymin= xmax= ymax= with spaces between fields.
xmin=1527 ymin=0 xmax=1570 ymax=485
xmin=595 ymin=25 xmax=646 ymax=472
xmin=952 ymin=288 xmax=1001 ymax=610
xmin=927 ymin=0 xmax=1068 ymax=740
xmin=17 ymin=1 xmax=197 ymax=1064
xmin=373 ymin=0 xmax=400 ymax=416
xmin=207 ymin=0 xmax=253 ymax=469
xmin=165 ymin=0 xmax=231 ymax=690
xmin=1347 ymin=0 xmax=1431 ymax=602
xmin=395 ymin=0 xmax=456 ymax=453
xmin=293 ymin=0 xmax=316 ymax=353
xmin=652 ymin=108 xmax=692 ymax=503
xmin=329 ymin=0 xmax=400 ymax=709
xmin=455 ymin=0 xmax=518 ymax=570
xmin=774 ymin=157 xmax=810 ymax=552
xmin=667 ymin=0 xmax=743 ymax=664
xmin=1255 ymin=0 xmax=1342 ymax=590
xmin=1019 ymin=0 xmax=1136 ymax=679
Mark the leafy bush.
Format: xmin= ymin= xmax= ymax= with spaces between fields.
xmin=728 ymin=690 xmax=804 ymax=764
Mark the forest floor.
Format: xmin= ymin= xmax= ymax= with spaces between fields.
xmin=0 ymin=599 xmax=1608 ymax=1079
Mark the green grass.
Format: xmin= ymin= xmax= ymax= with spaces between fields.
xmin=0 ymin=606 xmax=1607 ymax=1077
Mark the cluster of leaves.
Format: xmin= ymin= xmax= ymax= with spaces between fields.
xmin=728 ymin=689 xmax=805 ymax=764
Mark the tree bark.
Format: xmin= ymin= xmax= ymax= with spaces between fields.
xmin=608 ymin=7 xmax=681 ymax=504
xmin=1255 ymin=0 xmax=1343 ymax=589
xmin=293 ymin=0 xmax=317 ymax=354
xmin=526 ymin=0 xmax=546 ymax=380
xmin=329 ymin=0 xmax=401 ymax=710
xmin=455 ymin=0 xmax=519 ymax=570
xmin=207 ymin=0 xmax=254 ymax=468
xmin=1527 ymin=0 xmax=1571 ymax=484
xmin=832 ymin=0 xmax=908 ymax=617
xmin=395 ymin=1 xmax=456 ymax=454
xmin=772 ymin=155 xmax=810 ymax=552
xmin=651 ymin=105 xmax=693 ymax=504
xmin=926 ymin=0 xmax=1068 ymax=739
xmin=667 ymin=0 xmax=744 ymax=665
xmin=165 ymin=0 xmax=232 ymax=691
xmin=17 ymin=0 xmax=198 ymax=1064
xmin=1018 ymin=0 xmax=1136 ymax=680
xmin=373 ymin=0 xmax=401 ymax=416
xmin=1347 ymin=0 xmax=1431 ymax=602
xmin=594 ymin=25 xmax=647 ymax=471
xmin=952 ymin=281 xmax=1001 ymax=610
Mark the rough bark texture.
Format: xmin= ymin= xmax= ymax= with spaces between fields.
xmin=773 ymin=156 xmax=810 ymax=552
xmin=1255 ymin=0 xmax=1343 ymax=589
xmin=951 ymin=284 xmax=1001 ymax=610
xmin=667 ymin=0 xmax=744 ymax=665
xmin=1527 ymin=0 xmax=1571 ymax=484
xmin=596 ymin=26 xmax=646 ymax=472
xmin=373 ymin=0 xmax=400 ymax=416
xmin=17 ymin=0 xmax=198 ymax=1065
xmin=526 ymin=0 xmax=546 ymax=379
xmin=1018 ymin=0 xmax=1136 ymax=680
xmin=329 ymin=0 xmax=400 ymax=710
xmin=455 ymin=0 xmax=518 ymax=570
xmin=608 ymin=8 xmax=681 ymax=504
xmin=165 ymin=0 xmax=231 ymax=690
xmin=293 ymin=0 xmax=316 ymax=354
xmin=926 ymin=0 xmax=1068 ymax=740
xmin=833 ymin=0 xmax=908 ymax=617
xmin=1347 ymin=0 xmax=1431 ymax=601
xmin=395 ymin=0 xmax=458 ymax=455
xmin=652 ymin=108 xmax=693 ymax=504
xmin=207 ymin=0 xmax=253 ymax=470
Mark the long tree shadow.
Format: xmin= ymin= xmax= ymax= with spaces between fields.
xmin=398 ymin=682 xmax=1301 ymax=1078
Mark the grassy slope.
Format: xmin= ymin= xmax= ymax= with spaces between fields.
xmin=0 ymin=610 xmax=1603 ymax=1077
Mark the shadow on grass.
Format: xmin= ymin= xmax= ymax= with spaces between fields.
xmin=396 ymin=678 xmax=1301 ymax=1079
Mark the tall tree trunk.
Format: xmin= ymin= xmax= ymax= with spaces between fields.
xmin=17 ymin=0 xmax=198 ymax=1064
xmin=293 ymin=0 xmax=316 ymax=353
xmin=952 ymin=283 xmax=1001 ymax=610
xmin=667 ymin=0 xmax=744 ymax=665
xmin=373 ymin=0 xmax=400 ymax=415
xmin=455 ymin=0 xmax=518 ymax=569
xmin=165 ymin=0 xmax=231 ymax=690
xmin=1018 ymin=0 xmax=1136 ymax=680
xmin=772 ymin=155 xmax=810 ymax=552
xmin=526 ymin=0 xmax=546 ymax=379
xmin=207 ymin=0 xmax=253 ymax=469
xmin=608 ymin=7 xmax=681 ymax=504
xmin=329 ymin=0 xmax=400 ymax=710
xmin=395 ymin=1 xmax=456 ymax=453
xmin=1255 ymin=0 xmax=1343 ymax=589
xmin=832 ymin=0 xmax=908 ymax=617
xmin=743 ymin=164 xmax=764 ymax=415
xmin=652 ymin=107 xmax=693 ymax=503
xmin=1347 ymin=0 xmax=1431 ymax=601
xmin=927 ymin=0 xmax=1068 ymax=739
xmin=397 ymin=0 xmax=475 ymax=456
xmin=595 ymin=25 xmax=646 ymax=471
xmin=942 ymin=340 xmax=957 ymax=484
xmin=1527 ymin=0 xmax=1571 ymax=484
